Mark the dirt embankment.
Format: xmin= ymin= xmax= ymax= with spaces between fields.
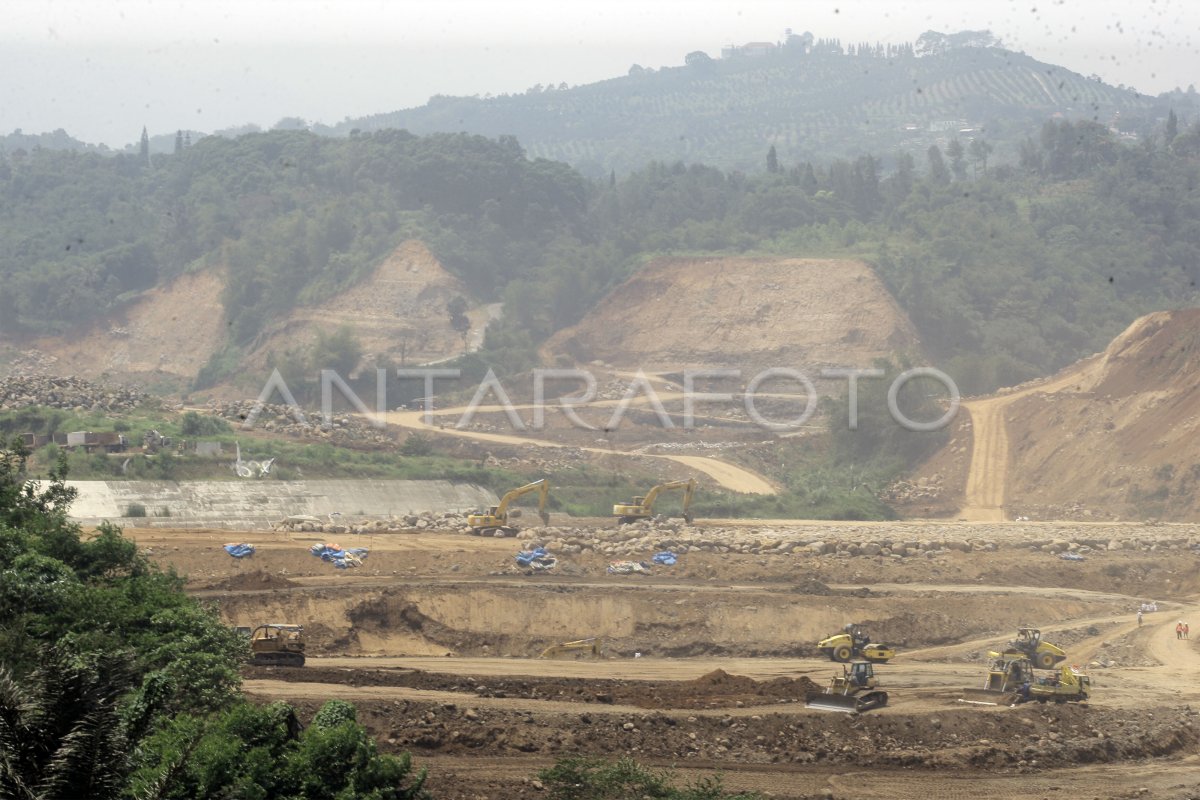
xmin=543 ymin=256 xmax=921 ymax=374
xmin=245 ymin=240 xmax=480 ymax=375
xmin=244 ymin=666 xmax=819 ymax=710
xmin=10 ymin=270 xmax=228 ymax=384
xmin=925 ymin=310 xmax=1200 ymax=522
xmin=2 ymin=240 xmax=488 ymax=392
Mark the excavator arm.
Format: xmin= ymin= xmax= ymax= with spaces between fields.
xmin=615 ymin=478 xmax=697 ymax=523
xmin=493 ymin=479 xmax=551 ymax=524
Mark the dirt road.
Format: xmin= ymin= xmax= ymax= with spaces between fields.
xmin=960 ymin=358 xmax=1104 ymax=521
xmin=380 ymin=400 xmax=777 ymax=495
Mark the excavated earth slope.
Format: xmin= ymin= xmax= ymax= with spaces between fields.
xmin=544 ymin=256 xmax=921 ymax=373
xmin=1 ymin=240 xmax=482 ymax=390
xmin=1003 ymin=309 xmax=1200 ymax=521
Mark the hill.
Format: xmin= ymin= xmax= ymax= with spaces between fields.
xmin=337 ymin=38 xmax=1156 ymax=176
xmin=544 ymin=256 xmax=920 ymax=373
xmin=1001 ymin=309 xmax=1200 ymax=521
xmin=905 ymin=309 xmax=1200 ymax=522
xmin=2 ymin=241 xmax=487 ymax=394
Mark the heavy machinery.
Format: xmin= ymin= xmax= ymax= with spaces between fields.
xmin=982 ymin=652 xmax=1034 ymax=692
xmin=958 ymin=652 xmax=1034 ymax=704
xmin=538 ymin=637 xmax=604 ymax=659
xmin=468 ymin=478 xmax=551 ymax=536
xmin=805 ymin=660 xmax=889 ymax=713
xmin=817 ymin=624 xmax=896 ymax=663
xmin=241 ymin=623 xmax=306 ymax=667
xmin=1021 ymin=664 xmax=1091 ymax=704
xmin=612 ymin=478 xmax=697 ymax=524
xmin=1000 ymin=627 xmax=1067 ymax=670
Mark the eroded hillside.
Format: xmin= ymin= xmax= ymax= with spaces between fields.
xmin=544 ymin=256 xmax=921 ymax=374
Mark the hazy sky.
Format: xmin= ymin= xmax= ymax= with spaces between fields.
xmin=3 ymin=0 xmax=1197 ymax=147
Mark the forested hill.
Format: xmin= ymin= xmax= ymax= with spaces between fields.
xmin=2 ymin=118 xmax=1200 ymax=395
xmin=335 ymin=34 xmax=1157 ymax=176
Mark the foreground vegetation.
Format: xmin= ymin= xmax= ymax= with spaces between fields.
xmin=0 ymin=443 xmax=430 ymax=798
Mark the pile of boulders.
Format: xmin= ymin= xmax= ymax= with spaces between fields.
xmin=210 ymin=400 xmax=393 ymax=445
xmin=500 ymin=519 xmax=1200 ymax=560
xmin=272 ymin=510 xmax=472 ymax=534
xmin=883 ymin=475 xmax=945 ymax=503
xmin=0 ymin=375 xmax=145 ymax=412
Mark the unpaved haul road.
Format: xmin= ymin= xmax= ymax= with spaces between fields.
xmin=378 ymin=402 xmax=777 ymax=495
xmin=960 ymin=357 xmax=1104 ymax=521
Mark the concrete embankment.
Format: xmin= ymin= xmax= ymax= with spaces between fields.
xmin=66 ymin=480 xmax=497 ymax=529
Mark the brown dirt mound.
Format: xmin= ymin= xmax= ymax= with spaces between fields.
xmin=543 ymin=256 xmax=921 ymax=373
xmin=203 ymin=569 xmax=298 ymax=591
xmin=244 ymin=664 xmax=818 ymax=710
xmin=274 ymin=694 xmax=1200 ymax=774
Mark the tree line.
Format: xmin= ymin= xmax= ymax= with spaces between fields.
xmin=1 ymin=117 xmax=1198 ymax=396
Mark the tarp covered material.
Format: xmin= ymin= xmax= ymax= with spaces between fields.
xmin=223 ymin=543 xmax=255 ymax=558
xmin=515 ymin=547 xmax=556 ymax=570
xmin=652 ymin=551 xmax=678 ymax=566
xmin=309 ymin=543 xmax=368 ymax=568
xmin=608 ymin=560 xmax=649 ymax=575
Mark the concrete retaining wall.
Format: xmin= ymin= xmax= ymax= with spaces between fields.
xmin=66 ymin=480 xmax=497 ymax=529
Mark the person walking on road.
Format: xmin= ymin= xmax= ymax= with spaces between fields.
xmin=1177 ymin=621 xmax=1185 ymax=639
xmin=1185 ymin=622 xmax=1191 ymax=640
xmin=1137 ymin=610 xmax=1143 ymax=626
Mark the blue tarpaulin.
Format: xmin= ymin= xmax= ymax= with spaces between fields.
xmin=515 ymin=547 xmax=556 ymax=570
xmin=223 ymin=543 xmax=255 ymax=558
xmin=309 ymin=543 xmax=368 ymax=568
xmin=652 ymin=551 xmax=678 ymax=566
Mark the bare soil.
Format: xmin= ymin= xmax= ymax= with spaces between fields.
xmin=127 ymin=521 xmax=1200 ymax=799
xmin=542 ymin=256 xmax=922 ymax=374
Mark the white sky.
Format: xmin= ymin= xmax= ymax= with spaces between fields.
xmin=2 ymin=0 xmax=1197 ymax=147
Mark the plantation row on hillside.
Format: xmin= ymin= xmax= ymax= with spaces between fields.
xmin=341 ymin=45 xmax=1168 ymax=175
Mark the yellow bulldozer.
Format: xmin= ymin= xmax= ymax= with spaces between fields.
xmin=805 ymin=660 xmax=889 ymax=713
xmin=239 ymin=623 xmax=306 ymax=667
xmin=538 ymin=637 xmax=604 ymax=659
xmin=612 ymin=478 xmax=697 ymax=524
xmin=999 ymin=626 xmax=1067 ymax=670
xmin=958 ymin=651 xmax=1034 ymax=703
xmin=468 ymin=478 xmax=551 ymax=536
xmin=816 ymin=624 xmax=896 ymax=663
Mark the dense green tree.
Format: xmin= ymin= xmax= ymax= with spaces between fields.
xmin=946 ymin=138 xmax=967 ymax=181
xmin=926 ymin=144 xmax=950 ymax=185
xmin=0 ymin=441 xmax=429 ymax=798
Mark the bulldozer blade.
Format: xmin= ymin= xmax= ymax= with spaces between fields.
xmin=805 ymin=692 xmax=864 ymax=713
xmin=958 ymin=688 xmax=1016 ymax=705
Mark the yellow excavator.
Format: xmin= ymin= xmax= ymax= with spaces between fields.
xmin=468 ymin=478 xmax=551 ymax=536
xmin=805 ymin=660 xmax=889 ymax=713
xmin=538 ymin=637 xmax=604 ymax=659
xmin=999 ymin=626 xmax=1067 ymax=670
xmin=612 ymin=478 xmax=697 ymax=524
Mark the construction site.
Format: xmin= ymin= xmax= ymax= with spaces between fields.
xmin=143 ymin=517 xmax=1200 ymax=799
xmin=8 ymin=249 xmax=1200 ymax=799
